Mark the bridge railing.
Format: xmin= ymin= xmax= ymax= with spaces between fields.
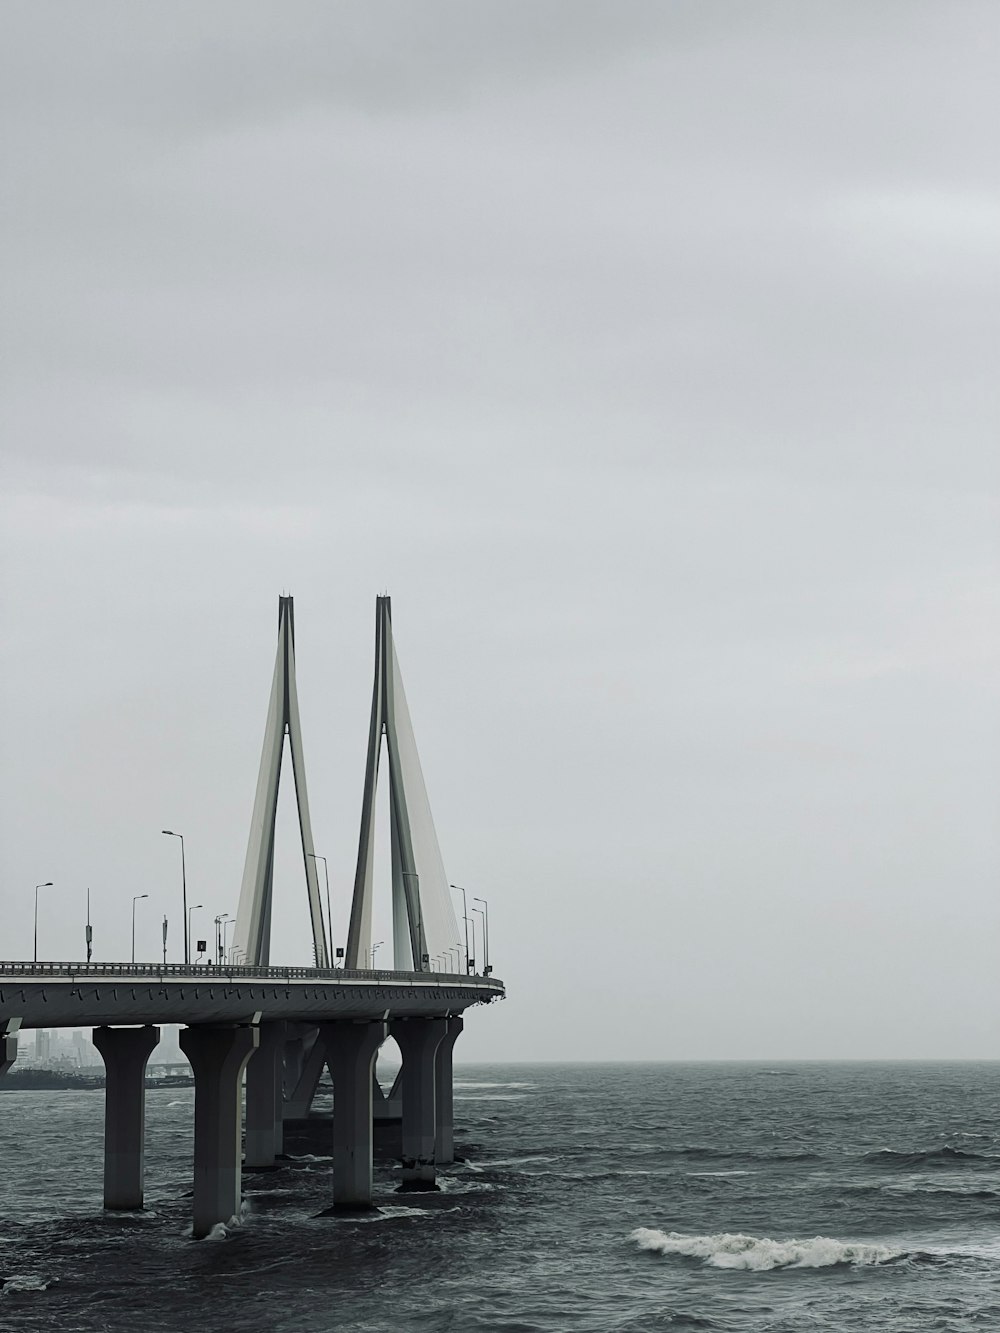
xmin=0 ymin=960 xmax=501 ymax=987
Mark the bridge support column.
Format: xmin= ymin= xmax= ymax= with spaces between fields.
xmin=320 ymin=1019 xmax=387 ymax=1209
xmin=283 ymin=1027 xmax=327 ymax=1119
xmin=245 ymin=1021 xmax=286 ymax=1168
xmin=179 ymin=1023 xmax=259 ymax=1238
xmin=0 ymin=1018 xmax=21 ymax=1076
xmin=92 ymin=1025 xmax=160 ymax=1210
xmin=434 ymin=1016 xmax=464 ymax=1166
xmin=391 ymin=1016 xmax=448 ymax=1190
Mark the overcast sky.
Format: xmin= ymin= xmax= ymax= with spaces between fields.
xmin=2 ymin=2 xmax=997 ymax=1060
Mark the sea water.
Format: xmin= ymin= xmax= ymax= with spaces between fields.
xmin=1 ymin=1062 xmax=998 ymax=1331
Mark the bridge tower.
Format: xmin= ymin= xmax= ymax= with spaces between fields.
xmin=232 ymin=595 xmax=328 ymax=968
xmin=345 ymin=596 xmax=462 ymax=971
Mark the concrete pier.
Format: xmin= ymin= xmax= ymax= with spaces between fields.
xmin=284 ymin=1027 xmax=327 ymax=1119
xmin=92 ymin=1025 xmax=160 ymax=1210
xmin=245 ymin=1020 xmax=286 ymax=1168
xmin=0 ymin=1018 xmax=21 ymax=1075
xmin=391 ymin=1016 xmax=447 ymax=1189
xmin=434 ymin=1015 xmax=464 ymax=1165
xmin=321 ymin=1019 xmax=387 ymax=1209
xmin=179 ymin=1023 xmax=259 ymax=1238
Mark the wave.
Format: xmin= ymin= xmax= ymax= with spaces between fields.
xmin=662 ymin=1147 xmax=821 ymax=1163
xmin=1 ymin=1276 xmax=56 ymax=1294
xmin=863 ymin=1147 xmax=998 ymax=1170
xmin=630 ymin=1228 xmax=903 ymax=1271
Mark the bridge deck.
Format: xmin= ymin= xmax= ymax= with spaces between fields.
xmin=0 ymin=962 xmax=504 ymax=1028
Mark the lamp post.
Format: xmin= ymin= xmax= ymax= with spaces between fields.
xmin=468 ymin=913 xmax=478 ymax=973
xmin=188 ymin=904 xmax=203 ymax=960
xmin=371 ymin=940 xmax=384 ymax=969
xmin=472 ymin=906 xmax=486 ymax=974
xmin=214 ymin=913 xmax=229 ymax=965
xmin=450 ymin=884 xmax=471 ymax=973
xmin=33 ymin=882 xmax=52 ymax=964
xmin=161 ymin=830 xmax=188 ymax=964
xmin=131 ymin=894 xmax=148 ymax=964
xmin=473 ymin=896 xmax=490 ymax=972
xmin=85 ymin=887 xmax=93 ymax=963
xmin=307 ymin=853 xmax=334 ymax=968
xmin=223 ymin=918 xmax=235 ymax=961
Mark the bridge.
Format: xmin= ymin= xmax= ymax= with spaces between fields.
xmin=0 ymin=596 xmax=505 ymax=1236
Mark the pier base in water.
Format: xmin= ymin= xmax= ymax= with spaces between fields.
xmin=434 ymin=1016 xmax=463 ymax=1166
xmin=93 ymin=1024 xmax=160 ymax=1210
xmin=321 ymin=1018 xmax=387 ymax=1209
xmin=392 ymin=1016 xmax=448 ymax=1188
xmin=179 ymin=1023 xmax=259 ymax=1239
xmin=245 ymin=1020 xmax=286 ymax=1169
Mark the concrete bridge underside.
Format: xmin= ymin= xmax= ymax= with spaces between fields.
xmin=0 ymin=963 xmax=502 ymax=1236
xmin=0 ymin=963 xmax=501 ymax=1028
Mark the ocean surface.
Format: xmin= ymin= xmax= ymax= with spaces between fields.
xmin=1 ymin=1061 xmax=998 ymax=1331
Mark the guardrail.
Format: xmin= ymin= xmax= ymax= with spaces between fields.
xmin=0 ymin=961 xmax=501 ymax=987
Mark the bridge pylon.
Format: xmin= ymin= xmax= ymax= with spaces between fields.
xmin=232 ymin=596 xmax=328 ymax=968
xmin=345 ymin=597 xmax=462 ymax=971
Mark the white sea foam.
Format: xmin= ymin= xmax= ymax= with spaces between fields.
xmin=687 ymin=1170 xmax=754 ymax=1178
xmin=454 ymin=1093 xmax=529 ymax=1101
xmin=486 ymin=1155 xmax=559 ymax=1168
xmin=2 ymin=1276 xmax=55 ymax=1294
xmin=630 ymin=1228 xmax=903 ymax=1270
xmin=286 ymin=1153 xmax=333 ymax=1163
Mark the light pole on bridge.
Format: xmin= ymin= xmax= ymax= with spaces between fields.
xmin=371 ymin=940 xmax=384 ymax=969
xmin=161 ymin=830 xmax=189 ymax=964
xmin=473 ymin=896 xmax=490 ymax=974
xmin=450 ymin=884 xmax=471 ymax=974
xmin=306 ymin=853 xmax=334 ymax=968
xmin=33 ymin=882 xmax=52 ymax=964
xmin=472 ymin=905 xmax=487 ymax=975
xmin=131 ymin=894 xmax=148 ymax=964
xmin=214 ymin=914 xmax=229 ymax=965
xmin=188 ymin=904 xmax=203 ymax=961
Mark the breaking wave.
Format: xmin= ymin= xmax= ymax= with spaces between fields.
xmin=630 ymin=1228 xmax=903 ymax=1270
xmin=863 ymin=1147 xmax=997 ymax=1170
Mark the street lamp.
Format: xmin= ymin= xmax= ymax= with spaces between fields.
xmin=33 ymin=882 xmax=52 ymax=964
xmin=468 ymin=913 xmax=478 ymax=973
xmin=131 ymin=894 xmax=148 ymax=964
xmin=450 ymin=885 xmax=472 ymax=972
xmin=161 ymin=830 xmax=189 ymax=964
xmin=188 ymin=904 xmax=203 ymax=961
xmin=473 ymin=896 xmax=490 ymax=973
xmin=472 ymin=906 xmax=486 ymax=974
xmin=214 ymin=913 xmax=229 ymax=965
xmin=307 ymin=853 xmax=334 ymax=968
xmin=371 ymin=940 xmax=384 ymax=969
xmin=223 ymin=917 xmax=235 ymax=961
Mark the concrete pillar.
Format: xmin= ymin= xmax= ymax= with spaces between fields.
xmin=320 ymin=1019 xmax=387 ymax=1210
xmin=179 ymin=1023 xmax=259 ymax=1238
xmin=245 ymin=1020 xmax=286 ymax=1168
xmin=390 ymin=1016 xmax=448 ymax=1190
xmin=92 ymin=1025 xmax=160 ymax=1210
xmin=434 ymin=1016 xmax=464 ymax=1165
xmin=0 ymin=1018 xmax=21 ymax=1076
xmin=283 ymin=1028 xmax=327 ymax=1120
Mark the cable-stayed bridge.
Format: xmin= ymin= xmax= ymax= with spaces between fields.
xmin=0 ymin=597 xmax=504 ymax=1237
